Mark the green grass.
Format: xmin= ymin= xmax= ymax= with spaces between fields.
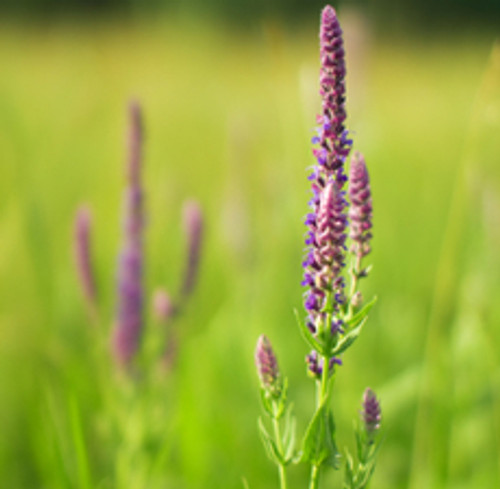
xmin=0 ymin=14 xmax=499 ymax=489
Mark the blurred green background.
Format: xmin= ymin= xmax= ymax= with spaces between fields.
xmin=0 ymin=1 xmax=499 ymax=488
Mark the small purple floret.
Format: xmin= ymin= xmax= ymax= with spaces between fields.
xmin=306 ymin=350 xmax=342 ymax=378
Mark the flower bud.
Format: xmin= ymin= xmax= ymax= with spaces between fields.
xmin=361 ymin=388 xmax=381 ymax=433
xmin=255 ymin=335 xmax=282 ymax=397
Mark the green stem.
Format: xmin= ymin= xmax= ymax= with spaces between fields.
xmin=309 ymin=464 xmax=321 ymax=489
xmin=347 ymin=255 xmax=362 ymax=319
xmin=272 ymin=416 xmax=288 ymax=489
xmin=309 ymin=298 xmax=335 ymax=489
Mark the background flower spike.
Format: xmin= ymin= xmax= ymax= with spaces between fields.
xmin=112 ymin=100 xmax=145 ymax=368
xmin=180 ymin=199 xmax=204 ymax=299
xmin=73 ymin=204 xmax=98 ymax=321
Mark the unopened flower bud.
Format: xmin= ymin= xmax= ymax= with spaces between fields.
xmin=255 ymin=335 xmax=282 ymax=397
xmin=361 ymin=388 xmax=381 ymax=433
xmin=153 ymin=288 xmax=176 ymax=322
xmin=349 ymin=152 xmax=373 ymax=259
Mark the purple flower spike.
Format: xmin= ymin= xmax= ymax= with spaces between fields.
xmin=349 ymin=152 xmax=373 ymax=259
xmin=318 ymin=5 xmax=351 ymax=179
xmin=73 ymin=205 xmax=97 ymax=313
xmin=112 ymin=100 xmax=145 ymax=367
xmin=303 ymin=181 xmax=348 ymax=330
xmin=255 ymin=335 xmax=282 ymax=397
xmin=180 ymin=200 xmax=203 ymax=297
xmin=361 ymin=388 xmax=382 ymax=433
xmin=127 ymin=100 xmax=143 ymax=187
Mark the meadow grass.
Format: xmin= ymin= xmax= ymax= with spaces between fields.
xmin=0 ymin=14 xmax=498 ymax=489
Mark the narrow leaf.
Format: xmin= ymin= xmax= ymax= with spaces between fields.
xmin=344 ymin=296 xmax=377 ymax=329
xmin=259 ymin=388 xmax=273 ymax=417
xmin=68 ymin=395 xmax=92 ymax=489
xmin=344 ymin=450 xmax=355 ymax=488
xmin=324 ymin=409 xmax=340 ymax=468
xmin=300 ymin=404 xmax=338 ymax=466
xmin=258 ymin=418 xmax=284 ymax=466
xmin=282 ymin=407 xmax=297 ymax=463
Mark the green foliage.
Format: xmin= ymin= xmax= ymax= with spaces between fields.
xmin=0 ymin=16 xmax=499 ymax=489
xmin=300 ymin=404 xmax=339 ymax=469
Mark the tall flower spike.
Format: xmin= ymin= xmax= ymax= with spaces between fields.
xmin=361 ymin=388 xmax=381 ymax=434
xmin=255 ymin=335 xmax=282 ymax=398
xmin=313 ymin=5 xmax=351 ymax=183
xmin=180 ymin=200 xmax=203 ymax=298
xmin=303 ymin=6 xmax=351 ymax=335
xmin=73 ymin=205 xmax=97 ymax=315
xmin=303 ymin=181 xmax=348 ymax=333
xmin=349 ymin=152 xmax=373 ymax=262
xmin=112 ymin=100 xmax=145 ymax=367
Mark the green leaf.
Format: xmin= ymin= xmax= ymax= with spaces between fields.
xmin=330 ymin=317 xmax=368 ymax=357
xmin=259 ymin=388 xmax=273 ymax=417
xmin=354 ymin=425 xmax=364 ymax=463
xmin=356 ymin=462 xmax=376 ymax=489
xmin=274 ymin=377 xmax=288 ymax=420
xmin=345 ymin=296 xmax=377 ymax=329
xmin=258 ymin=418 xmax=284 ymax=466
xmin=68 ymin=394 xmax=92 ymax=489
xmin=325 ymin=409 xmax=340 ymax=468
xmin=294 ymin=309 xmax=326 ymax=355
xmin=343 ymin=450 xmax=355 ymax=489
xmin=300 ymin=404 xmax=339 ymax=468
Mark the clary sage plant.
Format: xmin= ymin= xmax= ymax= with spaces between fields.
xmin=255 ymin=6 xmax=382 ymax=489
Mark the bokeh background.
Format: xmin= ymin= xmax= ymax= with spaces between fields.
xmin=1 ymin=0 xmax=499 ymax=488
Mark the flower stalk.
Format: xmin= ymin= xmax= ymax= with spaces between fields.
xmin=255 ymin=335 xmax=295 ymax=489
xmin=255 ymin=6 xmax=381 ymax=489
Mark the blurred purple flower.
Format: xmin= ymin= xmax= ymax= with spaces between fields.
xmin=180 ymin=200 xmax=203 ymax=298
xmin=153 ymin=288 xmax=176 ymax=323
xmin=112 ymin=100 xmax=145 ymax=367
xmin=73 ymin=205 xmax=97 ymax=314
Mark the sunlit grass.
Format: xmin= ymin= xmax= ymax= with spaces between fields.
xmin=0 ymin=14 xmax=498 ymax=489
